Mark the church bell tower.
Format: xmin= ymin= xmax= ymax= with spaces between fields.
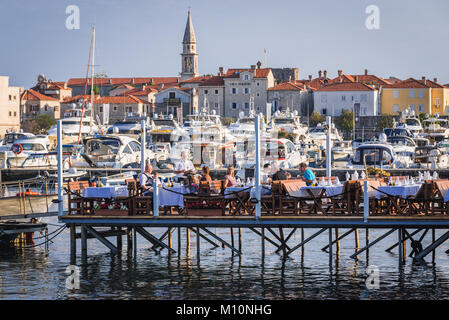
xmin=181 ymin=10 xmax=199 ymax=81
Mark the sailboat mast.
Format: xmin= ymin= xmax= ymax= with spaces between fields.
xmin=90 ymin=25 xmax=96 ymax=128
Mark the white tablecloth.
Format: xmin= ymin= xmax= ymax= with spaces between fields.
xmin=159 ymin=186 xmax=187 ymax=208
xmin=376 ymin=184 xmax=422 ymax=199
xmin=298 ymin=185 xmax=344 ymax=198
xmin=82 ymin=186 xmax=129 ymax=199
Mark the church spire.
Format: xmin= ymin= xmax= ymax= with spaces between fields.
xmin=181 ymin=10 xmax=198 ymax=81
xmin=183 ymin=10 xmax=196 ymax=44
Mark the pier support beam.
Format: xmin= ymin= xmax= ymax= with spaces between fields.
xmin=201 ymin=227 xmax=241 ymax=255
xmin=70 ymin=224 xmax=76 ymax=264
xmin=189 ymin=228 xmax=219 ymax=248
xmin=85 ymin=226 xmax=118 ymax=254
xmin=321 ymin=228 xmax=355 ymax=252
xmin=135 ymin=227 xmax=175 ymax=254
xmin=81 ymin=226 xmax=87 ymax=260
xmin=350 ymin=228 xmax=396 ymax=259
xmin=286 ymin=228 xmax=327 ymax=257
xmin=414 ymin=230 xmax=449 ymax=262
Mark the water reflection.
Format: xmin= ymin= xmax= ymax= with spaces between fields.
xmin=2 ymin=218 xmax=449 ymax=299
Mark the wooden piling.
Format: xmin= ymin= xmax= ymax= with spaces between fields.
xmin=177 ymin=227 xmax=181 ymax=255
xmin=70 ymin=224 xmax=76 ymax=264
xmin=196 ymin=226 xmax=200 ymax=265
xmin=168 ymin=227 xmax=173 ymax=250
xmin=81 ymin=226 xmax=87 ymax=260
xmin=238 ymin=228 xmax=242 ymax=253
xmin=335 ymin=228 xmax=340 ymax=253
xmin=186 ymin=227 xmax=190 ymax=252
xmin=127 ymin=227 xmax=132 ymax=255
xmin=261 ymin=227 xmax=265 ymax=262
xmin=116 ymin=227 xmax=122 ymax=252
xmin=398 ymin=228 xmax=403 ymax=264
xmin=355 ymin=228 xmax=359 ymax=249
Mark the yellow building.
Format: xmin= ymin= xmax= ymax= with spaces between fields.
xmin=381 ymin=77 xmax=449 ymax=115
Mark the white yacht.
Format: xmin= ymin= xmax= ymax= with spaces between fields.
xmin=72 ymin=135 xmax=148 ymax=169
xmin=396 ymin=110 xmax=423 ymax=137
xmin=308 ymin=123 xmax=343 ymax=147
xmin=228 ymin=111 xmax=267 ymax=142
xmin=183 ymin=109 xmax=235 ymax=143
xmin=0 ymin=131 xmax=36 ymax=152
xmin=47 ymin=116 xmax=99 ymax=138
xmin=235 ymin=137 xmax=307 ymax=169
xmin=332 ymin=140 xmax=353 ymax=161
xmin=269 ymin=110 xmax=308 ymax=144
xmin=149 ymin=114 xmax=189 ymax=145
xmin=421 ymin=115 xmax=449 ymax=142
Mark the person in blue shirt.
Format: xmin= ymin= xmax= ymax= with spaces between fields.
xmin=300 ymin=162 xmax=316 ymax=186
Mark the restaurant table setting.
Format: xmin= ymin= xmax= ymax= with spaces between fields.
xmin=82 ymin=186 xmax=129 ymax=199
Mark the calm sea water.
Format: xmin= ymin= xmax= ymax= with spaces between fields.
xmin=1 ymin=216 xmax=449 ymax=300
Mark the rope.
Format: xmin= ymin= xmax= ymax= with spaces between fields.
xmin=281 ymin=184 xmax=363 ymax=200
xmin=24 ymin=225 xmax=67 ymax=248
xmin=32 ymin=225 xmax=65 ymax=240
xmin=161 ymin=186 xmax=253 ymax=199
xmin=64 ymin=187 xmax=136 ymax=203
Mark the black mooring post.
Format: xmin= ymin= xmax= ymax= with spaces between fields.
xmin=70 ymin=224 xmax=76 ymax=264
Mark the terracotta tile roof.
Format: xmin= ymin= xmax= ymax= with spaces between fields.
xmin=67 ymin=77 xmax=180 ymax=86
xmin=94 ymin=95 xmax=148 ymax=104
xmin=268 ymin=82 xmax=305 ymax=91
xmin=113 ymin=84 xmax=134 ymax=90
xmin=298 ymin=78 xmax=324 ymax=90
xmin=425 ymin=79 xmax=449 ymax=89
xmin=224 ymin=68 xmax=272 ymax=79
xmin=61 ymin=94 xmax=100 ymax=103
xmin=350 ymin=74 xmax=391 ymax=86
xmin=383 ymin=78 xmax=433 ymax=89
xmin=121 ymin=87 xmax=157 ymax=96
xmin=180 ymin=76 xmax=212 ymax=83
xmin=328 ymin=74 xmax=355 ymax=84
xmin=199 ymin=76 xmax=225 ymax=87
xmin=21 ymin=89 xmax=59 ymax=101
xmin=316 ymin=82 xmax=377 ymax=92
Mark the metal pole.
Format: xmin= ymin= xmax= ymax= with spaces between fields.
xmin=57 ymin=120 xmax=64 ymax=220
xmin=141 ymin=119 xmax=146 ymax=173
xmin=364 ymin=180 xmax=369 ymax=222
xmin=255 ymin=115 xmax=261 ymax=218
xmin=153 ymin=180 xmax=159 ymax=218
xmin=326 ymin=116 xmax=332 ymax=178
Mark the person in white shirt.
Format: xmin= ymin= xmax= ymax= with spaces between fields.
xmin=174 ymin=150 xmax=195 ymax=178
xmin=139 ymin=163 xmax=158 ymax=195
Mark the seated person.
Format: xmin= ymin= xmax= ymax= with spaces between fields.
xmin=174 ymin=150 xmax=195 ymax=182
xmin=200 ymin=166 xmax=212 ymax=183
xmin=223 ymin=165 xmax=237 ymax=188
xmin=138 ymin=163 xmax=159 ymax=195
xmin=262 ymin=163 xmax=272 ymax=184
xmin=271 ymin=163 xmax=289 ymax=181
xmin=299 ymin=162 xmax=316 ymax=186
xmin=186 ymin=174 xmax=199 ymax=194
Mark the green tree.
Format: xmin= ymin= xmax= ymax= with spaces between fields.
xmin=309 ymin=111 xmax=325 ymax=127
xmin=33 ymin=114 xmax=56 ymax=134
xmin=335 ymin=109 xmax=354 ymax=139
xmin=418 ymin=112 xmax=427 ymax=123
xmin=92 ymin=85 xmax=100 ymax=95
xmin=377 ymin=114 xmax=393 ymax=132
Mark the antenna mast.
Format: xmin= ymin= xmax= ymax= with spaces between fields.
xmin=90 ymin=25 xmax=96 ymax=129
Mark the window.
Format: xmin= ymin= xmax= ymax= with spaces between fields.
xmin=204 ymin=90 xmax=208 ymax=95
xmin=126 ymin=106 xmax=133 ymax=113
xmin=231 ymin=102 xmax=237 ymax=109
xmin=13 ymin=96 xmax=16 ymax=100
xmin=256 ymin=82 xmax=260 ymax=86
xmin=393 ymin=104 xmax=399 ymax=113
xmin=99 ymin=106 xmax=103 ymax=112
xmin=322 ymin=108 xmax=327 ymax=115
xmin=409 ymin=104 xmax=415 ymax=112
xmin=215 ymin=89 xmax=218 ymax=94
xmin=256 ymin=93 xmax=260 ymax=97
xmin=362 ymin=107 xmax=367 ymax=115
xmin=169 ymin=92 xmax=176 ymax=99
xmin=8 ymin=95 xmax=11 ymax=101
xmin=435 ymin=98 xmax=441 ymax=106
xmin=361 ymin=94 xmax=367 ymax=102
xmin=129 ymin=141 xmax=140 ymax=152
xmin=214 ymin=103 xmax=218 ymax=109
xmin=8 ymin=111 xmax=12 ymax=116
xmin=274 ymin=92 xmax=279 ymax=99
xmin=244 ymin=88 xmax=250 ymax=94
xmin=113 ymin=106 xmax=118 ymax=111
xmin=321 ymin=95 xmax=327 ymax=103
xmin=419 ymin=104 xmax=424 ymax=112
xmin=123 ymin=145 xmax=132 ymax=154
xmin=13 ymin=112 xmax=16 ymax=116
xmin=244 ymin=102 xmax=249 ymax=109
xmin=341 ymin=95 xmax=346 ymax=101
xmin=44 ymin=105 xmax=48 ymax=111
xmin=231 ymin=88 xmax=237 ymax=94
xmin=409 ymin=90 xmax=415 ymax=98
xmin=244 ymin=75 xmax=249 ymax=80
xmin=418 ymin=89 xmax=424 ymax=98
xmin=393 ymin=90 xmax=399 ymax=98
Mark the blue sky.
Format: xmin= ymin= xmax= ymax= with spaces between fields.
xmin=1 ymin=0 xmax=448 ymax=87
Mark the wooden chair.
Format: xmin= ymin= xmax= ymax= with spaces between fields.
xmin=406 ymin=181 xmax=435 ymax=216
xmin=184 ymin=181 xmax=226 ymax=216
xmin=67 ymin=181 xmax=90 ymax=215
xmin=331 ymin=181 xmax=362 ymax=215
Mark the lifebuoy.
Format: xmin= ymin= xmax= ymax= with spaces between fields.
xmin=16 ymin=189 xmax=41 ymax=197
xmin=12 ymin=143 xmax=23 ymax=154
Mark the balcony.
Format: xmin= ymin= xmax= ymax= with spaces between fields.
xmin=163 ymin=98 xmax=181 ymax=106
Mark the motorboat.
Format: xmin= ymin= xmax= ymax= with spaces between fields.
xmin=148 ymin=142 xmax=171 ymax=163
xmin=308 ymin=123 xmax=343 ymax=147
xmin=386 ymin=135 xmax=416 ymax=159
xmin=348 ymin=136 xmax=414 ymax=169
xmin=269 ymin=109 xmax=308 ymax=144
xmin=183 ymin=109 xmax=235 ymax=143
xmin=228 ymin=111 xmax=267 ymax=141
xmin=0 ymin=131 xmax=36 ymax=152
xmin=421 ymin=116 xmax=449 ymax=143
xmin=107 ymin=115 xmax=151 ymax=138
xmin=149 ymin=114 xmax=189 ymax=145
xmin=332 ymin=140 xmax=353 ymax=161
xmin=72 ymin=134 xmax=147 ymax=169
xmin=396 ymin=109 xmax=423 ymax=137
xmin=235 ymin=137 xmax=307 ymax=169
xmin=47 ymin=116 xmax=99 ymax=138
